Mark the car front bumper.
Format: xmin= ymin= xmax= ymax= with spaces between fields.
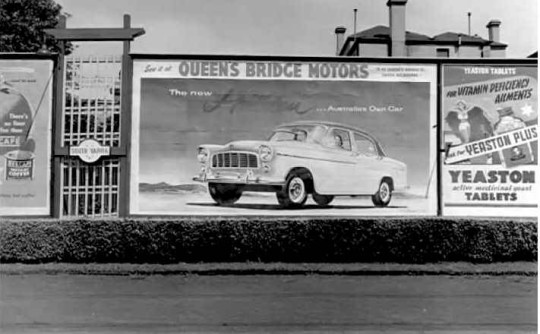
xmin=193 ymin=169 xmax=284 ymax=186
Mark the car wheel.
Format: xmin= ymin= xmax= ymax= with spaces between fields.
xmin=312 ymin=193 xmax=334 ymax=206
xmin=277 ymin=173 xmax=308 ymax=208
xmin=371 ymin=179 xmax=392 ymax=207
xmin=208 ymin=183 xmax=242 ymax=205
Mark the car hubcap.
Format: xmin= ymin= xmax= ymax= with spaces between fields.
xmin=289 ymin=177 xmax=305 ymax=203
xmin=380 ymin=183 xmax=390 ymax=202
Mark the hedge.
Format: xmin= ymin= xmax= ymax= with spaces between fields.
xmin=0 ymin=217 xmax=536 ymax=263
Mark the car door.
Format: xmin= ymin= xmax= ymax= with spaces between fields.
xmin=350 ymin=132 xmax=383 ymax=194
xmin=313 ymin=127 xmax=357 ymax=194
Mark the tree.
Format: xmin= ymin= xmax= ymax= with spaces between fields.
xmin=0 ymin=0 xmax=72 ymax=53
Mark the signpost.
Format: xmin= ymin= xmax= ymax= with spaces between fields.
xmin=69 ymin=139 xmax=111 ymax=163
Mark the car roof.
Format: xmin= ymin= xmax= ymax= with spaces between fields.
xmin=277 ymin=120 xmax=374 ymax=139
xmin=276 ymin=120 xmax=386 ymax=156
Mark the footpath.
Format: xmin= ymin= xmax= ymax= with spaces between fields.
xmin=0 ymin=262 xmax=536 ymax=276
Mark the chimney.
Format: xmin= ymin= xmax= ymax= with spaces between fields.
xmin=486 ymin=19 xmax=501 ymax=42
xmin=387 ymin=0 xmax=407 ymax=57
xmin=335 ymin=26 xmax=347 ymax=56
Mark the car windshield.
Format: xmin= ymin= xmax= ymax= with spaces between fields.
xmin=269 ymin=125 xmax=326 ymax=143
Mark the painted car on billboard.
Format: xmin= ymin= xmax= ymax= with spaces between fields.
xmin=193 ymin=120 xmax=407 ymax=208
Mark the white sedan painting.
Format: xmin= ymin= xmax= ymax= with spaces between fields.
xmin=193 ymin=121 xmax=407 ymax=208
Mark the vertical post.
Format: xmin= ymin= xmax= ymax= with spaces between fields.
xmin=119 ymin=14 xmax=133 ymax=217
xmin=436 ymin=62 xmax=443 ymax=217
xmin=52 ymin=15 xmax=67 ymax=218
xmin=387 ymin=0 xmax=407 ymax=57
xmin=467 ymin=12 xmax=471 ymax=36
xmin=353 ymin=9 xmax=358 ymax=56
xmin=335 ymin=26 xmax=346 ymax=56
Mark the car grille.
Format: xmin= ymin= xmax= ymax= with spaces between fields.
xmin=212 ymin=152 xmax=258 ymax=168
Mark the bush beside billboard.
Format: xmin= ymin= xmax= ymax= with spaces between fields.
xmin=442 ymin=64 xmax=538 ymax=217
xmin=0 ymin=59 xmax=53 ymax=215
xmin=130 ymin=59 xmax=437 ymax=216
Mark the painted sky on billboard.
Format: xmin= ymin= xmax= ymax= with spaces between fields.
xmin=131 ymin=60 xmax=437 ymax=215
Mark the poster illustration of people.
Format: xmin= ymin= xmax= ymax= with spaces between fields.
xmin=131 ymin=59 xmax=437 ymax=216
xmin=442 ymin=65 xmax=538 ymax=217
xmin=0 ymin=59 xmax=53 ymax=215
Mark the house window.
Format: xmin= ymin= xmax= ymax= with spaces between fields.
xmin=436 ymin=48 xmax=450 ymax=58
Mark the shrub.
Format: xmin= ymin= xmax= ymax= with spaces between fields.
xmin=0 ymin=217 xmax=536 ymax=263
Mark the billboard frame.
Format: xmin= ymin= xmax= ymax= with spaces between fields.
xmin=2 ymin=53 xmax=535 ymax=219
xmin=129 ymin=55 xmax=442 ymax=217
xmin=0 ymin=53 xmax=57 ymax=217
xmin=128 ymin=54 xmax=536 ymax=218
xmin=439 ymin=60 xmax=538 ymax=217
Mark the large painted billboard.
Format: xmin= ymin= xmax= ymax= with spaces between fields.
xmin=442 ymin=64 xmax=538 ymax=217
xmin=0 ymin=59 xmax=53 ymax=215
xmin=131 ymin=59 xmax=437 ymax=215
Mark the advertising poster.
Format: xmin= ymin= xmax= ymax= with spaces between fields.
xmin=0 ymin=59 xmax=53 ymax=215
xmin=131 ymin=59 xmax=437 ymax=215
xmin=442 ymin=64 xmax=538 ymax=217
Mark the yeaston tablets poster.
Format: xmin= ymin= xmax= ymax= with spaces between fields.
xmin=442 ymin=64 xmax=537 ymax=217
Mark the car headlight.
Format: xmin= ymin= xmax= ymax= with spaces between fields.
xmin=197 ymin=148 xmax=209 ymax=163
xmin=258 ymin=145 xmax=274 ymax=162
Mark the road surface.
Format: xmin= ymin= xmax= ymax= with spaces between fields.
xmin=0 ymin=274 xmax=536 ymax=333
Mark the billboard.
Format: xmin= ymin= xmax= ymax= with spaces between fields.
xmin=442 ymin=64 xmax=538 ymax=217
xmin=0 ymin=59 xmax=53 ymax=215
xmin=131 ymin=59 xmax=437 ymax=216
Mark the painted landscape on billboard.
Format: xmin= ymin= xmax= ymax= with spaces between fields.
xmin=131 ymin=61 xmax=437 ymax=215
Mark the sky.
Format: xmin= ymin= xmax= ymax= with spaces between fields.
xmin=55 ymin=0 xmax=537 ymax=58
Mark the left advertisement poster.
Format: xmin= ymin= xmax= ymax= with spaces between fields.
xmin=131 ymin=59 xmax=437 ymax=216
xmin=0 ymin=59 xmax=53 ymax=215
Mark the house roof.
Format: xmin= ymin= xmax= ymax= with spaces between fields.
xmin=349 ymin=25 xmax=431 ymax=42
xmin=433 ymin=32 xmax=487 ymax=43
xmin=340 ymin=25 xmax=507 ymax=55
xmin=432 ymin=32 xmax=506 ymax=47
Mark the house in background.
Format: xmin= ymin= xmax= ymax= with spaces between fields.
xmin=335 ymin=0 xmax=507 ymax=58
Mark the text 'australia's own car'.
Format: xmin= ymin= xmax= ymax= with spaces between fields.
xmin=193 ymin=121 xmax=407 ymax=208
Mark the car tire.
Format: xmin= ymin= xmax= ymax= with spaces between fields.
xmin=208 ymin=183 xmax=242 ymax=205
xmin=312 ymin=193 xmax=334 ymax=206
xmin=371 ymin=179 xmax=392 ymax=207
xmin=277 ymin=173 xmax=308 ymax=208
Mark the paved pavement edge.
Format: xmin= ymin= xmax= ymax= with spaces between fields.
xmin=0 ymin=262 xmax=537 ymax=276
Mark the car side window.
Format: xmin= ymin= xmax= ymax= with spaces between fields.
xmin=329 ymin=129 xmax=352 ymax=151
xmin=354 ymin=132 xmax=377 ymax=156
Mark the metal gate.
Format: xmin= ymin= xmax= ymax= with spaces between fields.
xmin=59 ymin=56 xmax=122 ymax=217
